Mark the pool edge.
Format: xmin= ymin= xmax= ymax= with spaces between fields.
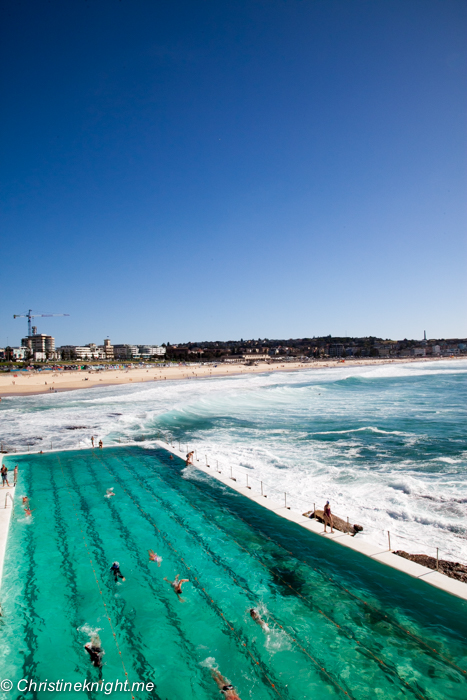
xmin=155 ymin=441 xmax=467 ymax=603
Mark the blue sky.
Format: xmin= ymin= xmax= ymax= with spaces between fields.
xmin=1 ymin=0 xmax=465 ymax=346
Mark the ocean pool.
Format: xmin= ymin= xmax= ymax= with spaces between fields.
xmin=1 ymin=446 xmax=466 ymax=699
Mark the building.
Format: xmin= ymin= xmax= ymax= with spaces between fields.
xmin=22 ymin=334 xmax=55 ymax=356
xmin=328 ymin=344 xmax=345 ymax=357
xmin=2 ymin=347 xmax=28 ymax=361
xmin=138 ymin=345 xmax=166 ymax=359
xmin=74 ymin=344 xmax=106 ymax=360
xmin=100 ymin=338 xmax=114 ymax=359
xmin=113 ymin=344 xmax=139 ymax=359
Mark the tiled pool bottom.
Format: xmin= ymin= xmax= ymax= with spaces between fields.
xmin=1 ymin=448 xmax=466 ymax=700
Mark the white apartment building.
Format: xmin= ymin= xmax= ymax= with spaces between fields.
xmin=74 ymin=344 xmax=106 ymax=360
xmin=138 ymin=345 xmax=166 ymax=358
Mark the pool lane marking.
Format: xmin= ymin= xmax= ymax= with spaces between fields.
xmin=128 ymin=453 xmax=434 ymax=700
xmin=84 ymin=454 xmax=220 ymax=699
xmin=104 ymin=450 xmax=356 ymax=700
xmin=46 ymin=463 xmax=99 ymax=673
xmin=173 ymin=460 xmax=467 ymax=681
xmin=56 ymin=456 xmax=136 ymax=699
xmin=92 ymin=452 xmax=285 ymax=700
xmin=62 ymin=456 xmax=167 ymax=699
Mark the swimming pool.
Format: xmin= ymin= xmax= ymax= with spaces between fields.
xmin=1 ymin=446 xmax=466 ymax=699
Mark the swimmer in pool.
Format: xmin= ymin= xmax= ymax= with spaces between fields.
xmin=250 ymin=608 xmax=270 ymax=632
xmin=148 ymin=550 xmax=162 ymax=566
xmin=211 ymin=670 xmax=241 ymax=699
xmin=85 ymin=636 xmax=104 ymax=679
xmin=110 ymin=561 xmax=125 ymax=582
xmin=164 ymin=574 xmax=189 ymax=598
xmin=104 ymin=488 xmax=115 ymax=498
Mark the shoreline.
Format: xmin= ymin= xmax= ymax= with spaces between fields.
xmin=0 ymin=355 xmax=463 ymax=398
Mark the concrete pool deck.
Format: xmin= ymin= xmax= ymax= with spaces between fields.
xmin=0 ymin=482 xmax=16 ymax=592
xmin=1 ymin=442 xmax=466 ymax=603
xmin=154 ymin=441 xmax=467 ymax=602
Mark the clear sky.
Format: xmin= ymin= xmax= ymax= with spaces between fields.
xmin=1 ymin=0 xmax=465 ymax=347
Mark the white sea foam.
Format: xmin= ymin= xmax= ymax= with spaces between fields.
xmin=2 ymin=359 xmax=466 ymax=562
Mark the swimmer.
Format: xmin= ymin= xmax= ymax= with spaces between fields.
xmin=24 ymin=508 xmax=33 ymax=517
xmin=169 ymin=454 xmax=174 ymax=461
xmin=164 ymin=574 xmax=189 ymax=598
xmin=148 ymin=550 xmax=162 ymax=566
xmin=110 ymin=561 xmax=126 ymax=582
xmin=185 ymin=451 xmax=194 ymax=466
xmin=98 ymin=440 xmax=103 ymax=449
xmin=249 ymin=608 xmax=270 ymax=632
xmin=211 ymin=670 xmax=241 ymax=699
xmin=104 ymin=487 xmax=115 ymax=498
xmin=22 ymin=496 xmax=29 ymax=505
xmin=84 ymin=635 xmax=104 ymax=679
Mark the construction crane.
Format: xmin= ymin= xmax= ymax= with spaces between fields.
xmin=13 ymin=309 xmax=70 ymax=337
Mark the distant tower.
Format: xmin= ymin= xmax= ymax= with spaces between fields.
xmin=424 ymin=330 xmax=426 ymax=341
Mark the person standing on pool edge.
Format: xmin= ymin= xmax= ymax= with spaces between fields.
xmin=110 ymin=561 xmax=125 ymax=582
xmin=323 ymin=500 xmax=334 ymax=533
xmin=1 ymin=465 xmax=10 ymax=487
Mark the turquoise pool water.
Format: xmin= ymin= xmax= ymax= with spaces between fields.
xmin=2 ymin=446 xmax=466 ymax=699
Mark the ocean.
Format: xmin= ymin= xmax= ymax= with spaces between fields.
xmin=1 ymin=359 xmax=466 ymax=562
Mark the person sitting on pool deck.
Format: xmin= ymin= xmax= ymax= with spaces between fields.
xmin=85 ymin=636 xmax=104 ymax=678
xmin=185 ymin=451 xmax=194 ymax=465
xmin=323 ymin=500 xmax=334 ymax=533
xmin=110 ymin=561 xmax=125 ymax=582
xmin=250 ymin=608 xmax=270 ymax=632
xmin=211 ymin=670 xmax=241 ymax=699
xmin=164 ymin=574 xmax=189 ymax=598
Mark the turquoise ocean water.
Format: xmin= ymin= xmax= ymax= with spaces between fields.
xmin=1 ymin=446 xmax=467 ymax=699
xmin=1 ymin=359 xmax=466 ymax=561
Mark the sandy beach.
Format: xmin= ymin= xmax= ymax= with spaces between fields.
xmin=0 ymin=355 xmax=458 ymax=397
